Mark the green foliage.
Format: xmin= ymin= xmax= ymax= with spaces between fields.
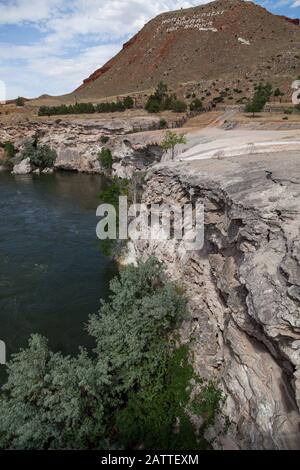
xmin=295 ymin=103 xmax=300 ymax=113
xmin=100 ymin=136 xmax=110 ymax=144
xmin=0 ymin=335 xmax=110 ymax=449
xmin=38 ymin=97 xmax=134 ymax=117
xmin=161 ymin=131 xmax=187 ymax=160
xmin=171 ymin=100 xmax=187 ymax=113
xmin=115 ymin=346 xmax=199 ymax=450
xmin=123 ymin=96 xmax=134 ymax=109
xmin=159 ymin=118 xmax=168 ymax=129
xmin=246 ymin=82 xmax=272 ymax=116
xmin=191 ymin=381 xmax=224 ymax=428
xmin=98 ymin=177 xmax=130 ymax=207
xmin=98 ymin=148 xmax=113 ymax=170
xmin=145 ymin=96 xmax=161 ymax=113
xmin=155 ymin=81 xmax=168 ymax=101
xmin=190 ymin=98 xmax=203 ymax=112
xmin=0 ymin=258 xmax=226 ymax=450
xmin=274 ymin=88 xmax=284 ymax=98
xmin=97 ymin=177 xmax=130 ymax=256
xmin=145 ymin=82 xmax=187 ymax=114
xmin=20 ymin=141 xmax=57 ymax=169
xmin=88 ymin=258 xmax=187 ymax=395
xmin=16 ymin=97 xmax=25 ymax=107
xmin=1 ymin=141 xmax=16 ymax=159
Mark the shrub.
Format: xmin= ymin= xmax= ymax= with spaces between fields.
xmin=20 ymin=141 xmax=57 ymax=169
xmin=171 ymin=100 xmax=187 ymax=113
xmin=32 ymin=145 xmax=57 ymax=169
xmin=1 ymin=141 xmax=16 ymax=159
xmin=100 ymin=136 xmax=110 ymax=144
xmin=191 ymin=380 xmax=224 ymax=428
xmin=123 ymin=96 xmax=134 ymax=109
xmin=159 ymin=118 xmax=168 ymax=129
xmin=0 ymin=257 xmax=224 ymax=450
xmin=98 ymin=148 xmax=112 ymax=170
xmin=145 ymin=96 xmax=161 ymax=113
xmin=190 ymin=98 xmax=203 ymax=112
xmin=16 ymin=97 xmax=25 ymax=107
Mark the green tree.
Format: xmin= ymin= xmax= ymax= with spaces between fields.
xmin=0 ymin=258 xmax=194 ymax=450
xmin=161 ymin=131 xmax=187 ymax=161
xmin=145 ymin=95 xmax=161 ymax=113
xmin=98 ymin=148 xmax=113 ymax=171
xmin=0 ymin=335 xmax=110 ymax=449
xmin=123 ymin=96 xmax=134 ymax=109
xmin=154 ymin=81 xmax=168 ymax=101
xmin=190 ymin=98 xmax=203 ymax=112
xmin=16 ymin=97 xmax=25 ymax=107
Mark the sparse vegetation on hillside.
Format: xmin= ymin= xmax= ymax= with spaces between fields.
xmin=145 ymin=82 xmax=187 ymax=114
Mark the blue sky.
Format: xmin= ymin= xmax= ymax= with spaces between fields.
xmin=0 ymin=0 xmax=300 ymax=99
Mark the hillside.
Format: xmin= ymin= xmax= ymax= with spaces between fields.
xmin=70 ymin=0 xmax=300 ymax=101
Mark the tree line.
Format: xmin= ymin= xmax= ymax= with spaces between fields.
xmin=38 ymin=96 xmax=134 ymax=116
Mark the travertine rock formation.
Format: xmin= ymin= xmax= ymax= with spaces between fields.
xmin=0 ymin=117 xmax=162 ymax=174
xmin=129 ymin=151 xmax=300 ymax=449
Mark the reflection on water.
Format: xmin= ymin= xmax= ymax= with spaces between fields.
xmin=0 ymin=172 xmax=117 ymax=381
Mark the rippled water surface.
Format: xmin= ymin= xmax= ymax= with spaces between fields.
xmin=0 ymin=172 xmax=116 ymax=371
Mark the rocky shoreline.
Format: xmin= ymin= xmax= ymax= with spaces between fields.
xmin=0 ymin=116 xmax=166 ymax=177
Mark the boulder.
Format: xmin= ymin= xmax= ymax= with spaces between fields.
xmin=12 ymin=158 xmax=32 ymax=175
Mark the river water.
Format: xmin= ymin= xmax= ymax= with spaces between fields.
xmin=0 ymin=172 xmax=117 ymax=375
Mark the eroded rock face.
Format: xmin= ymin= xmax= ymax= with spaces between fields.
xmin=0 ymin=116 xmax=162 ymax=174
xmin=129 ymin=152 xmax=300 ymax=449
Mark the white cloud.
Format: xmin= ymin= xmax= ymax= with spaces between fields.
xmin=0 ymin=0 xmax=299 ymax=98
xmin=0 ymin=0 xmax=210 ymax=98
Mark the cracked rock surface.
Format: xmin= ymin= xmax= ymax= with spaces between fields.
xmin=129 ymin=151 xmax=300 ymax=449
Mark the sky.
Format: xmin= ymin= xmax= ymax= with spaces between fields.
xmin=0 ymin=0 xmax=300 ymax=99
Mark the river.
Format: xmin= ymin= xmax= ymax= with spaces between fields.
xmin=0 ymin=171 xmax=117 ymax=379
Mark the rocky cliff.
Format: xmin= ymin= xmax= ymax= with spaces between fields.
xmin=128 ymin=151 xmax=300 ymax=449
xmin=0 ymin=117 xmax=163 ymax=174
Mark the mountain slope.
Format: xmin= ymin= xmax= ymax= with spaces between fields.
xmin=72 ymin=0 xmax=300 ymax=100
